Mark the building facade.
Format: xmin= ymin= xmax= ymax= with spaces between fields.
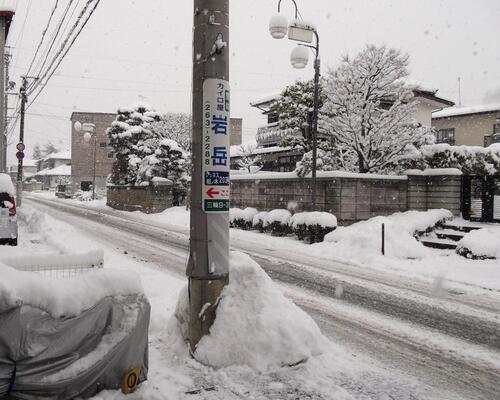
xmin=431 ymin=104 xmax=500 ymax=147
xmin=70 ymin=112 xmax=116 ymax=193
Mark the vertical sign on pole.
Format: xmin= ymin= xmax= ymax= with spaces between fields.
xmin=202 ymin=79 xmax=230 ymax=213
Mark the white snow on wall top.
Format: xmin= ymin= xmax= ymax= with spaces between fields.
xmin=231 ymin=170 xmax=408 ymax=181
xmin=432 ymin=103 xmax=500 ymax=119
xmin=42 ymin=150 xmax=71 ymax=161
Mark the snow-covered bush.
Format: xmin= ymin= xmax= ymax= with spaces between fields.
xmin=290 ymin=211 xmax=338 ymax=243
xmin=0 ymin=173 xmax=15 ymax=196
xmin=456 ymin=228 xmax=500 ymax=260
xmin=252 ymin=211 xmax=268 ymax=233
xmin=73 ymin=190 xmax=93 ymax=202
xmin=264 ymin=209 xmax=292 ymax=236
xmin=229 ymin=207 xmax=258 ymax=230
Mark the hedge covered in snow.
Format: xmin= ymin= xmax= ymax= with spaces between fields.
xmin=407 ymin=143 xmax=500 ymax=175
xmin=234 ymin=208 xmax=338 ymax=243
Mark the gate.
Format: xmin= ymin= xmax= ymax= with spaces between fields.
xmin=462 ymin=175 xmax=500 ymax=222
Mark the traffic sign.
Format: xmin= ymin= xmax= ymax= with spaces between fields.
xmin=16 ymin=142 xmax=25 ymax=152
xmin=202 ymin=78 xmax=230 ymax=213
xmin=16 ymin=151 xmax=24 ymax=160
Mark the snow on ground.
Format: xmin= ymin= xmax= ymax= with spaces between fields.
xmin=10 ymin=201 xmax=465 ymax=399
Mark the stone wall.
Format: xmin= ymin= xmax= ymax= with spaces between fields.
xmin=407 ymin=171 xmax=462 ymax=216
xmin=107 ymin=184 xmax=173 ymax=214
xmin=231 ymin=170 xmax=462 ymax=225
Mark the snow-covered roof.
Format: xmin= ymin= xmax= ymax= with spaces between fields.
xmin=35 ymin=164 xmax=71 ymax=177
xmin=230 ymin=145 xmax=292 ymax=158
xmin=432 ymin=103 xmax=500 ymax=119
xmin=250 ymin=92 xmax=280 ymax=108
xmin=42 ymin=150 xmax=71 ymax=161
xmin=22 ymin=159 xmax=38 ymax=168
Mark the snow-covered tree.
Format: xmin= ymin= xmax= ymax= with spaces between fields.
xmin=272 ymin=80 xmax=324 ymax=153
xmin=107 ymin=103 xmax=161 ymax=185
xmin=236 ymin=142 xmax=262 ymax=173
xmin=32 ymin=143 xmax=43 ymax=160
xmin=319 ymin=45 xmax=434 ymax=173
xmin=136 ymin=138 xmax=188 ymax=185
xmin=150 ymin=112 xmax=192 ymax=153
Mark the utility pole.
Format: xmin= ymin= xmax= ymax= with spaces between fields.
xmin=4 ymin=50 xmax=10 ymax=172
xmin=187 ymin=0 xmax=230 ymax=353
xmin=0 ymin=8 xmax=14 ymax=173
xmin=16 ymin=77 xmax=27 ymax=207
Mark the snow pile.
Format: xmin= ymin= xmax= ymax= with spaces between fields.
xmin=323 ymin=209 xmax=452 ymax=259
xmin=0 ymin=262 xmax=144 ymax=317
xmin=264 ymin=209 xmax=292 ymax=227
xmin=290 ymin=211 xmax=337 ymax=228
xmin=0 ymin=173 xmax=15 ymax=196
xmin=193 ymin=252 xmax=328 ymax=371
xmin=456 ymin=228 xmax=500 ymax=259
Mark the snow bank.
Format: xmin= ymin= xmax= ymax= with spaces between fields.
xmin=290 ymin=211 xmax=337 ymax=228
xmin=0 ymin=263 xmax=144 ymax=317
xmin=457 ymin=228 xmax=500 ymax=259
xmin=193 ymin=252 xmax=327 ymax=371
xmin=0 ymin=173 xmax=14 ymax=196
xmin=324 ymin=209 xmax=452 ymax=259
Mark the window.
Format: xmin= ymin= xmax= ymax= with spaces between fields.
xmin=436 ymin=128 xmax=455 ymax=145
xmin=80 ymin=181 xmax=92 ymax=191
xmin=267 ymin=112 xmax=279 ymax=124
xmin=107 ymin=151 xmax=115 ymax=159
xmin=100 ymin=142 xmax=107 ymax=148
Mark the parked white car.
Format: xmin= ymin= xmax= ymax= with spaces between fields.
xmin=0 ymin=173 xmax=17 ymax=246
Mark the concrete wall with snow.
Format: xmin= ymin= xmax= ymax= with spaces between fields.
xmin=231 ymin=171 xmax=462 ymax=225
xmin=107 ymin=183 xmax=173 ymax=213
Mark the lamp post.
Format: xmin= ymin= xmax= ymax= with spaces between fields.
xmin=269 ymin=0 xmax=320 ymax=209
xmin=74 ymin=121 xmax=97 ymax=200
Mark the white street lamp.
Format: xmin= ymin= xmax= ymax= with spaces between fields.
xmin=290 ymin=45 xmax=309 ymax=69
xmin=268 ymin=0 xmax=322 ymax=210
xmin=269 ymin=13 xmax=288 ymax=39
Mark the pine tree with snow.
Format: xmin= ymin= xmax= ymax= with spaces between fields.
xmin=107 ymin=103 xmax=161 ymax=185
xmin=236 ymin=142 xmax=262 ymax=173
xmin=319 ymin=45 xmax=434 ymax=173
xmin=136 ymin=138 xmax=188 ymax=186
xmin=272 ymin=79 xmax=324 ymax=153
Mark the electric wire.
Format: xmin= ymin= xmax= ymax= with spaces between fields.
xmin=24 ymin=0 xmax=60 ymax=77
xmin=27 ymin=0 xmax=100 ymax=102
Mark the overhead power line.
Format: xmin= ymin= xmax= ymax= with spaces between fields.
xmin=25 ymin=0 xmax=60 ymax=77
xmin=27 ymin=0 xmax=102 ymax=108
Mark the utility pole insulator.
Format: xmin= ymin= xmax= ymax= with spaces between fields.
xmin=187 ymin=0 xmax=230 ymax=353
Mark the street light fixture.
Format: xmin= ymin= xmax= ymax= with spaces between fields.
xmin=269 ymin=0 xmax=321 ymax=209
xmin=74 ymin=121 xmax=97 ymax=200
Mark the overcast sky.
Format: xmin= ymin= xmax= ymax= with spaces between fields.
xmin=4 ymin=0 xmax=500 ymax=164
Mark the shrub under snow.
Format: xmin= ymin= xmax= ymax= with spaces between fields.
xmin=191 ymin=252 xmax=327 ymax=371
xmin=290 ymin=211 xmax=338 ymax=243
xmin=324 ymin=209 xmax=452 ymax=259
xmin=456 ymin=228 xmax=500 ymax=260
xmin=229 ymin=207 xmax=258 ymax=230
xmin=252 ymin=211 xmax=268 ymax=233
xmin=264 ymin=209 xmax=292 ymax=236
